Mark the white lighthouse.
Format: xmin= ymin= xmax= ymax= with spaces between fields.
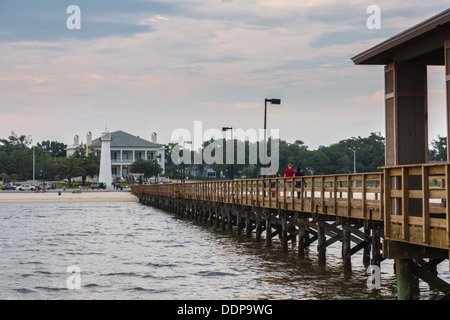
xmin=98 ymin=128 xmax=113 ymax=189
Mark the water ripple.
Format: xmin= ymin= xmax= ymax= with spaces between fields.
xmin=0 ymin=201 xmax=448 ymax=300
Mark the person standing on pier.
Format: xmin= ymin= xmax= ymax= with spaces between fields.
xmin=295 ymin=166 xmax=303 ymax=199
xmin=284 ymin=163 xmax=295 ymax=198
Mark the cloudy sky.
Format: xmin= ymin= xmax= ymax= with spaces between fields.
xmin=0 ymin=0 xmax=449 ymax=150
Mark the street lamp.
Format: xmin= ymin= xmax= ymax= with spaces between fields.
xmin=222 ymin=127 xmax=234 ymax=180
xmin=182 ymin=141 xmax=192 ymax=183
xmin=349 ymin=147 xmax=360 ymax=174
xmin=263 ymin=98 xmax=281 ymax=177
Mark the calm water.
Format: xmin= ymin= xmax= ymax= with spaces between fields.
xmin=0 ymin=200 xmax=448 ymax=300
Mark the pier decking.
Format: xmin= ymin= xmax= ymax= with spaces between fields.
xmin=132 ymin=163 xmax=450 ymax=300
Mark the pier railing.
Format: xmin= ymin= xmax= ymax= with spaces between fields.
xmin=383 ymin=163 xmax=450 ymax=250
xmin=132 ymin=172 xmax=384 ymax=221
xmin=132 ymin=165 xmax=450 ymax=251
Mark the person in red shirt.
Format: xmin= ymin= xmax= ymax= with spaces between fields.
xmin=284 ymin=163 xmax=295 ymax=178
xmin=284 ymin=163 xmax=295 ymax=197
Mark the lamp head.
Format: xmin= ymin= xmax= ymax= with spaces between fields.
xmin=266 ymin=98 xmax=281 ymax=105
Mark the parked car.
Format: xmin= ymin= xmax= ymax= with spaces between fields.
xmin=17 ymin=184 xmax=35 ymax=191
xmin=90 ymin=182 xmax=105 ymax=190
xmin=1 ymin=183 xmax=16 ymax=190
xmin=41 ymin=182 xmax=56 ymax=190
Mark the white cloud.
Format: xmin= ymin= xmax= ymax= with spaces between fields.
xmin=1 ymin=0 xmax=449 ymax=148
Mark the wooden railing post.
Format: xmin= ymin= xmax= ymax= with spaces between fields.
xmin=384 ymin=168 xmax=391 ymax=239
xmin=362 ymin=174 xmax=367 ymax=219
xmin=401 ymin=167 xmax=409 ymax=241
xmin=422 ymin=166 xmax=430 ymax=245
xmin=445 ymin=164 xmax=450 ymax=250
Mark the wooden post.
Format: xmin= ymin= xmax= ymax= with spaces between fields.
xmin=362 ymin=174 xmax=367 ymax=218
xmin=401 ymin=167 xmax=409 ymax=241
xmin=396 ymin=259 xmax=415 ymax=300
xmin=347 ymin=175 xmax=351 ymax=217
xmin=371 ymin=227 xmax=382 ymax=267
xmin=384 ymin=62 xmax=428 ymax=166
xmin=255 ymin=209 xmax=262 ymax=243
xmin=228 ymin=206 xmax=233 ymax=232
xmin=342 ymin=220 xmax=352 ymax=272
xmin=446 ymin=164 xmax=450 ymax=250
xmin=236 ymin=208 xmax=242 ymax=235
xmin=321 ymin=176 xmax=325 ymax=214
xmin=266 ymin=213 xmax=272 ymax=246
xmin=298 ymin=221 xmax=307 ymax=258
xmin=245 ymin=210 xmax=252 ymax=238
xmin=333 ymin=176 xmax=337 ymax=215
xmin=363 ymin=221 xmax=371 ymax=267
xmin=445 ymin=39 xmax=450 ymax=162
xmin=422 ymin=166 xmax=430 ymax=244
xmin=221 ymin=207 xmax=226 ymax=231
xmin=280 ymin=211 xmax=288 ymax=250
xmin=317 ymin=217 xmax=326 ymax=264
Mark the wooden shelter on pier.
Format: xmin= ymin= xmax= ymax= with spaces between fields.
xmin=352 ymin=8 xmax=450 ymax=299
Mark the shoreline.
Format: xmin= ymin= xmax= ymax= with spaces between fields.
xmin=0 ymin=190 xmax=139 ymax=204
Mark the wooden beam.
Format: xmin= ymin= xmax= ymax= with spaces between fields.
xmin=384 ymin=239 xmax=449 ymax=259
xmin=422 ymin=166 xmax=430 ymax=244
xmin=402 ymin=167 xmax=409 ymax=241
xmin=362 ymin=174 xmax=367 ymax=219
xmin=412 ymin=262 xmax=450 ymax=295
xmin=347 ymin=175 xmax=351 ymax=217
xmin=446 ymin=164 xmax=450 ymax=249
xmin=384 ymin=168 xmax=391 ymax=238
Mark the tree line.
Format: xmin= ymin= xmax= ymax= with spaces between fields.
xmin=162 ymin=132 xmax=448 ymax=180
xmin=0 ymin=131 xmax=99 ymax=185
xmin=1 ymin=130 xmax=448 ymax=184
xmin=162 ymin=132 xmax=386 ymax=179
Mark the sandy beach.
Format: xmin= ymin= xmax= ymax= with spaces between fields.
xmin=0 ymin=190 xmax=139 ymax=203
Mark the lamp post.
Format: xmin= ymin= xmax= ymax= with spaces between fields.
xmin=349 ymin=147 xmax=360 ymax=174
xmin=263 ymin=98 xmax=281 ymax=177
xmin=182 ymin=141 xmax=192 ymax=183
xmin=222 ymin=127 xmax=234 ymax=180
xmin=32 ymin=146 xmax=36 ymax=185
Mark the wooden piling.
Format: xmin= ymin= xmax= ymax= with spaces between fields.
xmin=317 ymin=218 xmax=326 ymax=264
xmin=342 ymin=221 xmax=352 ymax=272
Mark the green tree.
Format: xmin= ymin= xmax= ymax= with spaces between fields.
xmin=72 ymin=147 xmax=100 ymax=184
xmin=130 ymin=158 xmax=162 ymax=179
xmin=56 ymin=157 xmax=86 ymax=186
xmin=38 ymin=140 xmax=67 ymax=158
xmin=429 ymin=135 xmax=447 ymax=162
xmin=0 ymin=131 xmax=33 ymax=179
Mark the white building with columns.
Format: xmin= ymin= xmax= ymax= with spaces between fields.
xmin=67 ymin=130 xmax=165 ymax=181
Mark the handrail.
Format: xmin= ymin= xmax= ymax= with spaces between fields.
xmin=383 ymin=163 xmax=450 ymax=250
xmin=132 ymin=164 xmax=450 ymax=251
xmin=132 ymin=172 xmax=383 ymax=221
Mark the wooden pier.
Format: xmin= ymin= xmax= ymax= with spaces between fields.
xmin=131 ymin=9 xmax=450 ymax=300
xmin=132 ymin=163 xmax=450 ymax=300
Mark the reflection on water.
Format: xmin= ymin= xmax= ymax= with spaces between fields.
xmin=0 ymin=202 xmax=448 ymax=300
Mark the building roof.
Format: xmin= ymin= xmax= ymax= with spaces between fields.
xmin=352 ymin=8 xmax=450 ymax=65
xmin=91 ymin=130 xmax=162 ymax=149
